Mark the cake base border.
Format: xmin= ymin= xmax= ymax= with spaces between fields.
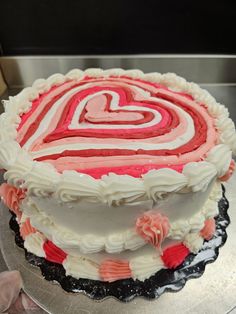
xmin=7 ymin=185 xmax=230 ymax=302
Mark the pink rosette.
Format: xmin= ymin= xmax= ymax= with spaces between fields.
xmin=135 ymin=212 xmax=170 ymax=250
xmin=0 ymin=183 xmax=25 ymax=218
xmin=219 ymin=159 xmax=235 ymax=182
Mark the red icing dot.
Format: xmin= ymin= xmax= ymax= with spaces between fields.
xmin=161 ymin=243 xmax=190 ymax=269
xmin=43 ymin=240 xmax=67 ymax=264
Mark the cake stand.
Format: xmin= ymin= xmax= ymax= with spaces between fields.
xmin=0 ymin=174 xmax=236 ymax=314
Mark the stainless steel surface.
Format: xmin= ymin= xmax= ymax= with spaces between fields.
xmin=1 ymin=55 xmax=236 ymax=88
xmin=0 ymin=176 xmax=235 ymax=314
xmin=0 ymin=56 xmax=236 ymax=313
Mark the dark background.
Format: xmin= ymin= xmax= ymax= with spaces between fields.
xmin=0 ymin=0 xmax=236 ymax=55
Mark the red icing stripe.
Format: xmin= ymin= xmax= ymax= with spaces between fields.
xmin=43 ymin=240 xmax=67 ymax=264
xmin=19 ymin=82 xmax=86 ymax=147
xmin=43 ymin=86 xmax=179 ymax=142
xmin=67 ymin=164 xmax=184 ymax=178
xmin=161 ymin=243 xmax=190 ymax=269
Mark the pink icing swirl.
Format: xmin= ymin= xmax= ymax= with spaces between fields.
xmin=0 ymin=183 xmax=25 ymax=219
xmin=219 ymin=159 xmax=235 ymax=182
xmin=200 ymin=218 xmax=216 ymax=241
xmin=99 ymin=260 xmax=131 ymax=282
xmin=135 ymin=212 xmax=170 ymax=250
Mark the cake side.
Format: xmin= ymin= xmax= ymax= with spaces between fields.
xmin=0 ymin=180 xmax=222 ymax=282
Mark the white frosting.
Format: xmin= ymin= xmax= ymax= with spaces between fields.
xmin=47 ymin=73 xmax=66 ymax=86
xmin=19 ymin=181 xmax=220 ymax=254
xmin=184 ymin=233 xmax=204 ymax=254
xmin=183 ymin=162 xmax=217 ymax=192
xmin=32 ymin=79 xmax=50 ymax=94
xmin=0 ymin=141 xmax=21 ymax=170
xmin=130 ymin=254 xmax=164 ymax=281
xmin=22 ymin=163 xmax=60 ymax=197
xmin=24 ymin=232 xmax=45 ymax=258
xmin=63 ymin=255 xmax=100 ymax=281
xmin=143 ymin=169 xmax=188 ymax=201
xmin=0 ymin=68 xmax=235 ymax=206
xmin=65 ymin=69 xmax=84 ymax=81
xmin=206 ymin=144 xmax=232 ymax=177
xmin=4 ymin=152 xmax=34 ymax=187
xmin=56 ymin=171 xmax=101 ymax=202
xmin=101 ymin=173 xmax=146 ymax=205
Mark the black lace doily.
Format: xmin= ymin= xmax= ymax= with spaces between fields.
xmin=9 ymin=185 xmax=230 ymax=302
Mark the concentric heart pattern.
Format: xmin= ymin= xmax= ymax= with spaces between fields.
xmin=16 ymin=76 xmax=218 ymax=178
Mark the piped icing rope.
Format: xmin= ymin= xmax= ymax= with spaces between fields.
xmin=0 ymin=69 xmax=235 ymax=203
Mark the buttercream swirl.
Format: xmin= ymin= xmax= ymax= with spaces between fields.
xmin=168 ymin=221 xmax=191 ymax=240
xmin=219 ymin=159 xmax=235 ymax=181
xmin=130 ymin=254 xmax=164 ymax=281
xmin=136 ymin=212 xmax=170 ymax=250
xmin=32 ymin=79 xmax=50 ymax=94
xmin=183 ymin=162 xmax=217 ymax=192
xmin=143 ymin=169 xmax=187 ymax=201
xmin=4 ymin=151 xmax=34 ymax=187
xmin=101 ymin=173 xmax=146 ymax=206
xmin=23 ymin=163 xmax=60 ymax=197
xmin=24 ymin=232 xmax=46 ymax=257
xmin=56 ymin=171 xmax=101 ymax=202
xmin=206 ymin=144 xmax=232 ymax=177
xmin=65 ymin=69 xmax=84 ymax=81
xmin=0 ymin=141 xmax=21 ymax=170
xmin=183 ymin=233 xmax=204 ymax=254
xmin=63 ymin=255 xmax=100 ymax=280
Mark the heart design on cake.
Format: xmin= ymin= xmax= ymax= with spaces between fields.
xmin=16 ymin=76 xmax=217 ymax=177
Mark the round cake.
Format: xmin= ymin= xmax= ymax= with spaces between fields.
xmin=0 ymin=69 xmax=235 ymax=286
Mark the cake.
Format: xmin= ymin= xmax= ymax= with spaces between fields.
xmin=0 ymin=68 xmax=235 ymax=286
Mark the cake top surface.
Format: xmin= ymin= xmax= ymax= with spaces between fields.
xmin=0 ymin=68 xmax=235 ymax=202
